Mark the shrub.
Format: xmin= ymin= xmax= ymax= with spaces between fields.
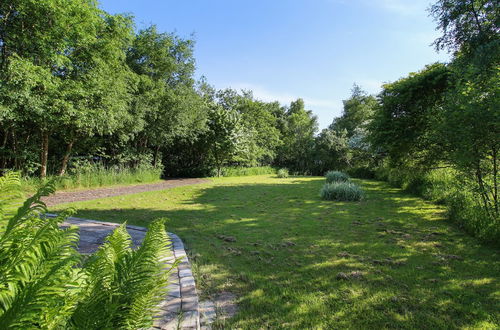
xmin=325 ymin=171 xmax=350 ymax=183
xmin=210 ymin=166 xmax=276 ymax=177
xmin=374 ymin=164 xmax=499 ymax=245
xmin=0 ymin=172 xmax=173 ymax=328
xmin=22 ymin=161 xmax=163 ymax=193
xmin=347 ymin=166 xmax=376 ymax=179
xmin=277 ymin=168 xmax=289 ymax=178
xmin=320 ymin=182 xmax=364 ymax=201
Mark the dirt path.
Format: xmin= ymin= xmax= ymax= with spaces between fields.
xmin=41 ymin=178 xmax=210 ymax=207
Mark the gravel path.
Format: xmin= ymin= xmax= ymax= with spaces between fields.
xmin=42 ymin=178 xmax=209 ymax=207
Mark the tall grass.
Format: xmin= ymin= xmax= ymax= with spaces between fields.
xmin=320 ymin=182 xmax=364 ymax=201
xmin=213 ymin=166 xmax=276 ymax=177
xmin=325 ymin=170 xmax=350 ymax=183
xmin=277 ymin=168 xmax=289 ymax=178
xmin=22 ymin=163 xmax=162 ymax=193
xmin=374 ymin=164 xmax=499 ymax=245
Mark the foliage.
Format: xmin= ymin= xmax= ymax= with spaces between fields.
xmin=430 ymin=0 xmax=499 ymax=54
xmin=213 ymin=166 xmax=276 ymax=178
xmin=312 ymin=129 xmax=351 ymax=175
xmin=325 ymin=171 xmax=350 ymax=183
xmin=320 ymin=181 xmax=364 ymax=201
xmin=277 ymin=168 xmax=289 ymax=178
xmin=369 ymin=63 xmax=452 ymax=168
xmin=70 ymin=219 xmax=170 ymax=329
xmin=0 ymin=173 xmax=80 ymax=328
xmin=0 ymin=172 xmax=172 ymax=328
xmin=276 ymin=99 xmax=318 ymax=173
xmin=374 ymin=164 xmax=500 ymax=243
xmin=22 ymin=161 xmax=162 ymax=193
xmin=207 ymin=106 xmax=246 ymax=177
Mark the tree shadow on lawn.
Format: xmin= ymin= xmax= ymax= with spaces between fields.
xmin=59 ymin=178 xmax=500 ymax=329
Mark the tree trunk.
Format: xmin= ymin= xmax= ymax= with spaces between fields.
xmin=11 ymin=130 xmax=18 ymax=170
xmin=0 ymin=126 xmax=8 ymax=171
xmin=492 ymin=146 xmax=498 ymax=216
xmin=58 ymin=138 xmax=75 ymax=176
xmin=153 ymin=145 xmax=160 ymax=168
xmin=40 ymin=130 xmax=49 ymax=179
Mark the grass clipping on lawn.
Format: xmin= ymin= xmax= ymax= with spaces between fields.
xmin=51 ymin=175 xmax=500 ymax=329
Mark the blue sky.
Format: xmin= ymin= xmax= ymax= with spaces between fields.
xmin=99 ymin=0 xmax=450 ymax=129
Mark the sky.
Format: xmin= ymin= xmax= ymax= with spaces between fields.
xmin=99 ymin=0 xmax=450 ymax=129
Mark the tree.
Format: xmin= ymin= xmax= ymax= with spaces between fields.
xmin=0 ymin=0 xmax=134 ymax=178
xmin=313 ymin=129 xmax=351 ymax=175
xmin=126 ymin=26 xmax=206 ymax=168
xmin=235 ymin=93 xmax=282 ymax=165
xmin=369 ymin=63 xmax=452 ymax=169
xmin=277 ymin=99 xmax=318 ymax=173
xmin=330 ymin=84 xmax=378 ymax=137
xmin=431 ymin=0 xmax=499 ymax=219
xmin=207 ymin=106 xmax=244 ymax=177
xmin=430 ymin=0 xmax=499 ymax=54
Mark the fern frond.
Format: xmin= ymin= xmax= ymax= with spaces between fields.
xmin=0 ymin=172 xmax=23 ymax=237
xmin=70 ymin=219 xmax=173 ymax=329
xmin=2 ymin=178 xmax=56 ymax=237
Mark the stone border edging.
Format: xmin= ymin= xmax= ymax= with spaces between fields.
xmin=154 ymin=232 xmax=200 ymax=330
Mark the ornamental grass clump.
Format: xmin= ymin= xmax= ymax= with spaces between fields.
xmin=325 ymin=171 xmax=350 ymax=183
xmin=277 ymin=168 xmax=289 ymax=178
xmin=320 ymin=182 xmax=364 ymax=201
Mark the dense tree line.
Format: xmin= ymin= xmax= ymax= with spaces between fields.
xmin=0 ymin=0 xmax=326 ymax=179
xmin=0 ymin=0 xmax=498 ymax=238
xmin=355 ymin=0 xmax=498 ymax=241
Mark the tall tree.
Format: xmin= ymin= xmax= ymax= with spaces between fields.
xmin=431 ymin=0 xmax=499 ymax=218
xmin=0 ymin=0 xmax=134 ymax=178
xmin=330 ymin=84 xmax=378 ymax=138
xmin=207 ymin=106 xmax=244 ymax=177
xmin=126 ymin=26 xmax=206 ymax=167
xmin=277 ymin=99 xmax=318 ymax=172
xmin=369 ymin=63 xmax=452 ymax=169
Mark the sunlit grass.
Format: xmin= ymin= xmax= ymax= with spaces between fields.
xmin=52 ymin=175 xmax=500 ymax=329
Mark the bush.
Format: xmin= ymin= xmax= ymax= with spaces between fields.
xmin=22 ymin=161 xmax=163 ymax=193
xmin=374 ymin=164 xmax=499 ymax=245
xmin=320 ymin=182 xmax=364 ymax=201
xmin=211 ymin=166 xmax=276 ymax=177
xmin=0 ymin=172 xmax=172 ymax=328
xmin=325 ymin=171 xmax=350 ymax=183
xmin=347 ymin=166 xmax=376 ymax=179
xmin=277 ymin=168 xmax=289 ymax=178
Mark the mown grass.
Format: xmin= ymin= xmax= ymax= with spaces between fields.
xmin=52 ymin=175 xmax=499 ymax=329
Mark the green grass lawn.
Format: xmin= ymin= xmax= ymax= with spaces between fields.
xmin=52 ymin=175 xmax=499 ymax=329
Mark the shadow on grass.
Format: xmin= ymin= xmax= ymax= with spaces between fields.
xmin=56 ymin=178 xmax=500 ymax=329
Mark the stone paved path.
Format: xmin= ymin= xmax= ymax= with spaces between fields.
xmin=49 ymin=215 xmax=218 ymax=330
xmin=42 ymin=178 xmax=209 ymax=207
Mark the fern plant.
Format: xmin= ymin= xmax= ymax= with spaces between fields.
xmin=0 ymin=172 xmax=82 ymax=328
xmin=70 ymin=219 xmax=171 ymax=329
xmin=0 ymin=172 xmax=173 ymax=329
